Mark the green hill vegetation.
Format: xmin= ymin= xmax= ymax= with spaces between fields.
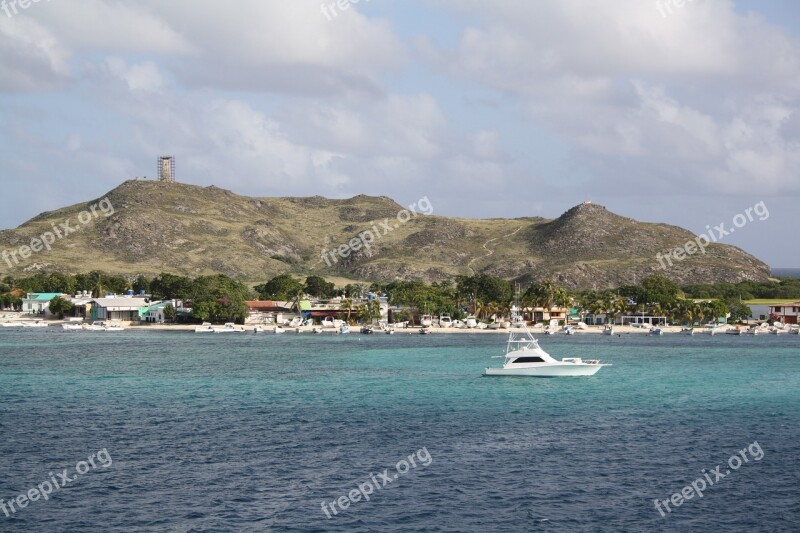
xmin=0 ymin=180 xmax=771 ymax=289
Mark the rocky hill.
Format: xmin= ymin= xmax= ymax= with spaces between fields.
xmin=0 ymin=181 xmax=770 ymax=289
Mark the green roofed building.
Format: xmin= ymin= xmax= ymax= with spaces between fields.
xmin=22 ymin=293 xmax=64 ymax=316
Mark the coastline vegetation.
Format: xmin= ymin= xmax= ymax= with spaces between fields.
xmin=1 ymin=271 xmax=799 ymax=325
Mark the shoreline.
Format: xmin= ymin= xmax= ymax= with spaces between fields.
xmin=0 ymin=320 xmax=759 ymax=335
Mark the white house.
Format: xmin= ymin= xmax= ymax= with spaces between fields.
xmin=770 ymin=302 xmax=799 ymax=325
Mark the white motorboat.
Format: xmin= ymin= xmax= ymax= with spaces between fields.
xmin=650 ymin=327 xmax=664 ymax=336
xmin=768 ymin=327 xmax=781 ymax=335
xmin=452 ymin=319 xmax=466 ymax=329
xmin=746 ymin=327 xmax=759 ymax=336
xmin=543 ymin=326 xmax=556 ymax=335
xmin=22 ymin=320 xmax=49 ymax=328
xmin=564 ymin=326 xmax=576 ymax=335
xmin=465 ymin=315 xmax=478 ymax=329
xmin=273 ymin=326 xmax=285 ymax=334
xmin=360 ymin=326 xmax=375 ymax=334
xmin=321 ymin=317 xmax=335 ymax=328
xmin=438 ymin=315 xmax=453 ymax=328
xmin=338 ymin=325 xmax=350 ymax=335
xmin=602 ymin=325 xmax=615 ymax=336
xmin=252 ymin=326 xmax=264 ymax=333
xmin=195 ymin=322 xmax=215 ymax=333
xmin=726 ymin=327 xmax=743 ymax=336
xmin=484 ymin=307 xmax=610 ymax=377
xmin=420 ymin=315 xmax=433 ymax=327
xmin=488 ymin=322 xmax=502 ymax=330
xmin=789 ymin=327 xmax=799 ymax=335
xmin=104 ymin=324 xmax=125 ymax=332
xmin=312 ymin=327 xmax=323 ymax=334
xmin=1 ymin=322 xmax=24 ymax=328
xmin=62 ymin=324 xmax=84 ymax=331
xmin=681 ymin=328 xmax=695 ymax=336
xmin=419 ymin=327 xmax=430 ymax=335
xmin=289 ymin=317 xmax=303 ymax=328
xmin=214 ymin=323 xmax=243 ymax=333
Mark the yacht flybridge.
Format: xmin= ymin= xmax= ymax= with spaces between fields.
xmin=484 ymin=307 xmax=610 ymax=377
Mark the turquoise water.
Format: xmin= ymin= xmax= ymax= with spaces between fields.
xmin=0 ymin=329 xmax=798 ymax=532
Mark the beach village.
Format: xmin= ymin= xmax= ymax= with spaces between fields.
xmin=1 ymin=273 xmax=798 ymax=336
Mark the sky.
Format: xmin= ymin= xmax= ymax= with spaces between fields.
xmin=0 ymin=0 xmax=798 ymax=267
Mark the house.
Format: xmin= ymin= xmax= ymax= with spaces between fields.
xmin=21 ymin=293 xmax=64 ymax=316
xmin=525 ymin=306 xmax=568 ymax=323
xmin=245 ymin=300 xmax=295 ymax=324
xmin=90 ymin=296 xmax=150 ymax=322
xmin=770 ymin=302 xmax=800 ymax=325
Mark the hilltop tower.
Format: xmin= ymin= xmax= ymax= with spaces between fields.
xmin=158 ymin=156 xmax=175 ymax=183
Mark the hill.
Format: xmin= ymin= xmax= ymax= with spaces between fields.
xmin=0 ymin=181 xmax=770 ymax=289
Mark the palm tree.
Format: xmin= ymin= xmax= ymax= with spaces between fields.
xmin=341 ymin=299 xmax=354 ymax=324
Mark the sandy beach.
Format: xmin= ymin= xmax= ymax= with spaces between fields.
xmin=1 ymin=318 xmax=700 ymax=335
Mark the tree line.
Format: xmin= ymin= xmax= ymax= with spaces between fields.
xmin=2 ymin=271 xmax=798 ymax=325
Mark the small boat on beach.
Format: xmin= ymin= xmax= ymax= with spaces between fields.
xmin=338 ymin=325 xmax=350 ymax=335
xmin=274 ymin=326 xmax=285 ymax=334
xmin=215 ymin=323 xmax=243 ymax=333
xmin=360 ymin=326 xmax=374 ymax=334
xmin=650 ymin=327 xmax=664 ymax=336
xmin=419 ymin=327 xmax=430 ymax=335
xmin=438 ymin=315 xmax=452 ymax=328
xmin=484 ymin=307 xmax=610 ymax=377
xmin=1 ymin=322 xmax=24 ymax=328
xmin=312 ymin=327 xmax=323 ymax=334
xmin=726 ymin=327 xmax=743 ymax=336
xmin=465 ymin=315 xmax=478 ymax=329
xmin=22 ymin=320 xmax=49 ymax=328
xmin=62 ymin=324 xmax=84 ymax=331
xmin=681 ymin=327 xmax=695 ymax=336
xmin=195 ymin=322 xmax=215 ymax=333
xmin=602 ymin=325 xmax=615 ymax=336
xmin=420 ymin=315 xmax=433 ymax=327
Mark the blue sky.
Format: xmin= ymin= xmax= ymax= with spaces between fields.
xmin=0 ymin=0 xmax=798 ymax=267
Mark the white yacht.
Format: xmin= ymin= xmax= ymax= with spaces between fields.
xmin=484 ymin=307 xmax=610 ymax=377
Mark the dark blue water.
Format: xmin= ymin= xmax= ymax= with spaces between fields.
xmin=0 ymin=329 xmax=798 ymax=532
xmin=772 ymin=268 xmax=800 ymax=278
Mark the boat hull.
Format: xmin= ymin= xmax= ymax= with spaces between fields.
xmin=484 ymin=364 xmax=605 ymax=377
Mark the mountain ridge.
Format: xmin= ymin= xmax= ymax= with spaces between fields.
xmin=0 ymin=180 xmax=771 ymax=288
